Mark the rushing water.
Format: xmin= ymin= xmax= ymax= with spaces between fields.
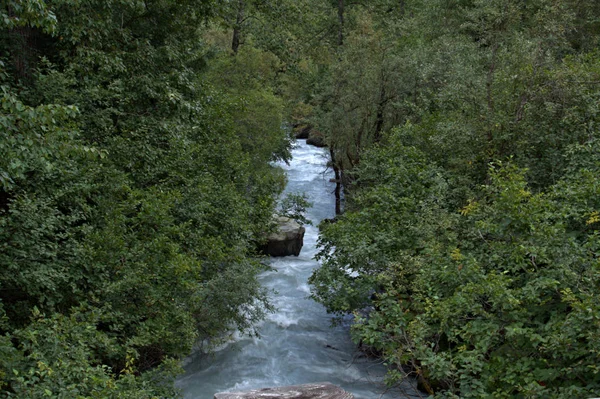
xmin=176 ymin=140 xmax=418 ymax=399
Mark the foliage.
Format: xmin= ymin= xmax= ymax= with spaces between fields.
xmin=1 ymin=0 xmax=290 ymax=396
xmin=306 ymin=0 xmax=600 ymax=397
xmin=313 ymin=134 xmax=600 ymax=397
xmin=278 ymin=193 xmax=312 ymax=226
xmin=1 ymin=308 xmax=181 ymax=398
xmin=3 ymin=0 xmax=600 ymax=396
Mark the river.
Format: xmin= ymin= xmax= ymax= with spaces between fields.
xmin=176 ymin=140 xmax=419 ymax=399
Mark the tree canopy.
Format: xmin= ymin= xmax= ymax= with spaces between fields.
xmin=1 ymin=0 xmax=290 ymax=396
xmin=304 ymin=0 xmax=600 ymax=397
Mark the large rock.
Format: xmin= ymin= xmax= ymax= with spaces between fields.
xmin=214 ymin=382 xmax=354 ymax=399
xmin=259 ymin=216 xmax=305 ymax=257
xmin=293 ymin=124 xmax=312 ymax=139
xmin=306 ymin=130 xmax=326 ymax=148
xmin=291 ymin=124 xmax=327 ymax=147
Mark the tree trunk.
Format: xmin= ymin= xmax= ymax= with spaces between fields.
xmin=374 ymin=79 xmax=386 ymax=143
xmin=485 ymin=43 xmax=499 ymax=144
xmin=7 ymin=4 xmax=39 ymax=80
xmin=337 ymin=0 xmax=344 ymax=46
xmin=330 ymin=0 xmax=345 ymax=214
xmin=330 ymin=147 xmax=342 ymax=215
xmin=232 ymin=0 xmax=245 ymax=54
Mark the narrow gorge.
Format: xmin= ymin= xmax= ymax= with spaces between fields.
xmin=176 ymin=141 xmax=418 ymax=399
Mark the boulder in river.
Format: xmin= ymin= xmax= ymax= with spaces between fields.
xmin=214 ymin=382 xmax=354 ymax=399
xmin=259 ymin=216 xmax=305 ymax=257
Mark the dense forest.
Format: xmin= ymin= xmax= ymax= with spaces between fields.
xmin=0 ymin=0 xmax=291 ymax=396
xmin=1 ymin=0 xmax=600 ymax=398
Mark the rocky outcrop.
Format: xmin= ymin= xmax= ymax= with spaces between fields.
xmin=292 ymin=125 xmax=327 ymax=147
xmin=306 ymin=130 xmax=326 ymax=148
xmin=214 ymin=383 xmax=354 ymax=399
xmin=292 ymin=124 xmax=312 ymax=139
xmin=259 ymin=216 xmax=305 ymax=257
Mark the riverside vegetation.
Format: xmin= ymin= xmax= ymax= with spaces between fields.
xmin=0 ymin=0 xmax=290 ymax=396
xmin=305 ymin=1 xmax=600 ymax=398
xmin=1 ymin=1 xmax=600 ymax=398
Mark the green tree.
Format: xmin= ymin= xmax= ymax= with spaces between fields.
xmin=1 ymin=0 xmax=291 ymax=395
xmin=309 ymin=0 xmax=600 ymax=396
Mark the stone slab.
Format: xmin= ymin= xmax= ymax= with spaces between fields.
xmin=214 ymin=382 xmax=354 ymax=399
